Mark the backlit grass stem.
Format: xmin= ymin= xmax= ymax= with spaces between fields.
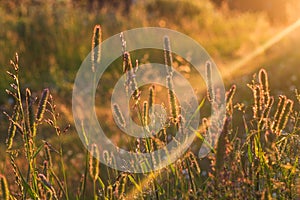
xmin=91 ymin=25 xmax=102 ymax=73
xmin=167 ymin=75 xmax=178 ymax=120
xmin=36 ymin=88 xmax=50 ymax=122
xmin=206 ymin=61 xmax=215 ymax=103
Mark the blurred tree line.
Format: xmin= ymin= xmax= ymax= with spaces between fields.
xmin=74 ymin=0 xmax=299 ymax=23
xmin=0 ymin=0 xmax=298 ymax=121
xmin=0 ymin=0 xmax=287 ymax=106
xmin=70 ymin=0 xmax=134 ymax=13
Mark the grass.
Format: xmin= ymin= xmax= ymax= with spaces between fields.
xmin=1 ymin=23 xmax=299 ymax=199
xmin=1 ymin=0 xmax=300 ymax=199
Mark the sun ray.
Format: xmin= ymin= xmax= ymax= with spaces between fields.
xmin=223 ymin=18 xmax=300 ymax=78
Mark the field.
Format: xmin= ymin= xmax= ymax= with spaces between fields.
xmin=0 ymin=0 xmax=300 ymax=199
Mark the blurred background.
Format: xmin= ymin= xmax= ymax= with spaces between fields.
xmin=1 ymin=0 xmax=300 ymax=145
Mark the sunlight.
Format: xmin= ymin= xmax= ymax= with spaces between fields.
xmin=223 ymin=18 xmax=300 ymax=78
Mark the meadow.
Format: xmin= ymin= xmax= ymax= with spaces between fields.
xmin=0 ymin=0 xmax=300 ymax=199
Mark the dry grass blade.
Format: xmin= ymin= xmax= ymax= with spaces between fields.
xmin=215 ymin=117 xmax=231 ymax=174
xmin=0 ymin=174 xmax=10 ymax=200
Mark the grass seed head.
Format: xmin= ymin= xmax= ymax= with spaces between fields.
xmin=91 ymin=25 xmax=102 ymax=72
xmin=113 ymin=103 xmax=126 ymax=128
xmin=206 ymin=61 xmax=215 ymax=103
xmin=143 ymin=101 xmax=149 ymax=126
xmin=226 ymin=84 xmax=236 ymax=115
xmin=262 ymin=96 xmax=274 ymax=129
xmin=259 ymin=69 xmax=271 ymax=107
xmin=259 ymin=69 xmax=269 ymax=94
xmin=123 ymin=52 xmax=133 ymax=73
xmin=277 ymin=99 xmax=293 ymax=133
xmin=89 ymin=143 xmax=100 ymax=181
xmin=252 ymin=85 xmax=261 ymax=118
xmin=167 ymin=75 xmax=178 ymax=120
xmin=164 ymin=35 xmax=173 ymax=76
xmin=120 ymin=32 xmax=126 ymax=55
xmin=148 ymin=85 xmax=155 ymax=115
xmin=272 ymin=95 xmax=286 ymax=133
xmin=36 ymin=88 xmax=50 ymax=122
xmin=25 ymin=88 xmax=36 ymax=137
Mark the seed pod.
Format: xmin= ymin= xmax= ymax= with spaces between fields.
xmin=113 ymin=103 xmax=126 ymax=128
xmin=91 ymin=25 xmax=102 ymax=72
xmin=167 ymin=75 xmax=178 ymax=120
xmin=206 ymin=61 xmax=215 ymax=103
xmin=36 ymin=88 xmax=50 ymax=122
xmin=164 ymin=36 xmax=173 ymax=76
xmin=6 ymin=105 xmax=19 ymax=149
xmin=0 ymin=174 xmax=9 ymax=200
xmin=89 ymin=144 xmax=100 ymax=181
